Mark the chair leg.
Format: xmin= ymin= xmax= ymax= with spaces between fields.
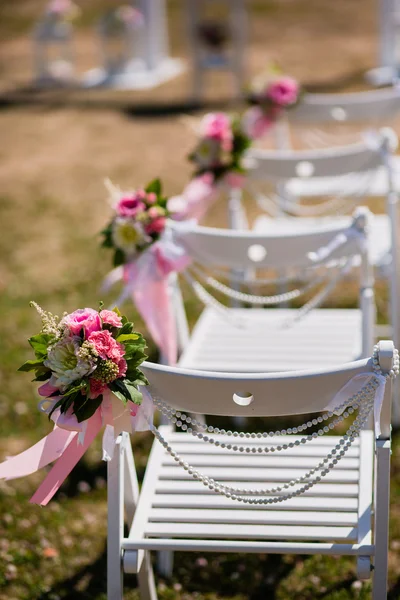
xmin=157 ymin=550 xmax=174 ymax=578
xmin=372 ymin=439 xmax=391 ymax=600
xmin=107 ymin=436 xmax=125 ymax=600
xmin=138 ymin=551 xmax=158 ymax=600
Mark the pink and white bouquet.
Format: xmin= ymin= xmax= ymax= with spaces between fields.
xmin=19 ymin=302 xmax=148 ymax=423
xmin=0 ymin=302 xmax=151 ymax=506
xmin=102 ymin=179 xmax=170 ymax=267
xmin=188 ymin=112 xmax=251 ymax=184
xmin=46 ymin=0 xmax=80 ymax=21
xmin=243 ymin=71 xmax=301 ymax=139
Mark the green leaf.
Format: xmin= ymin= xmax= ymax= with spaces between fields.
xmin=73 ymin=395 xmax=103 ymax=423
xmin=18 ymin=359 xmax=46 ymax=372
xmin=145 ymin=178 xmax=161 ymax=196
xmin=28 ymin=333 xmax=53 ymax=359
xmin=33 ymin=369 xmax=52 ymax=382
xmin=132 ymin=372 xmax=149 ymax=387
xmin=112 ymin=306 xmax=122 ymax=317
xmin=109 ymin=379 xmax=131 ymax=404
xmin=116 ymin=333 xmax=140 ymax=343
xmin=124 ymin=381 xmax=143 ymax=405
xmin=118 ymin=321 xmax=134 ymax=336
xmin=113 ymin=248 xmax=125 ymax=267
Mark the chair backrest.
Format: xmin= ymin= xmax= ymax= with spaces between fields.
xmin=141 ymin=341 xmax=394 ymax=434
xmin=171 ymin=212 xmax=367 ymax=270
xmin=245 ymin=138 xmax=384 ymax=182
xmin=289 ymin=87 xmax=400 ymax=124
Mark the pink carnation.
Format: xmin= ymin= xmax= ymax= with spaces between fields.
xmin=117 ymin=358 xmax=127 ymax=378
xmin=201 ymin=113 xmax=233 ymax=152
xmin=267 ymin=77 xmax=299 ymax=107
xmin=89 ymin=378 xmax=107 ymax=399
xmin=100 ymin=309 xmax=123 ymax=328
xmin=88 ymin=330 xmax=125 ymax=362
xmin=145 ymin=216 xmax=166 ymax=235
xmin=116 ymin=194 xmax=146 ymax=218
xmin=63 ymin=308 xmax=102 ymax=339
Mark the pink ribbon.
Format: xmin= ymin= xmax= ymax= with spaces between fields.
xmin=168 ymin=173 xmax=219 ymax=222
xmin=0 ymin=389 xmax=154 ymax=505
xmin=104 ymin=231 xmax=191 ymax=365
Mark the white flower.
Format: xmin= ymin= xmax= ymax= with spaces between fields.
xmin=111 ymin=217 xmax=150 ymax=255
xmin=44 ymin=336 xmax=95 ymax=390
xmin=192 ymin=138 xmax=223 ymax=169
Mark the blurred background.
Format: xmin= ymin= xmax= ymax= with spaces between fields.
xmin=1 ymin=1 xmax=400 ymax=599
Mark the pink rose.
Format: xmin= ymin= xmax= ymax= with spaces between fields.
xmin=201 ymin=113 xmax=233 ymax=152
xmin=89 ymin=379 xmax=107 ymax=399
xmin=267 ymin=77 xmax=299 ymax=107
xmin=242 ymin=106 xmax=274 ymax=140
xmin=63 ymin=308 xmax=102 ymax=339
xmin=88 ymin=330 xmax=125 ymax=362
xmin=116 ymin=193 xmax=146 ymax=218
xmin=145 ymin=216 xmax=166 ymax=235
xmin=117 ymin=358 xmax=127 ymax=378
xmin=146 ymin=192 xmax=157 ymax=204
xmin=100 ymin=309 xmax=123 ymax=328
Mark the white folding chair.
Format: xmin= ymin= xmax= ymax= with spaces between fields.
xmin=107 ymin=340 xmax=396 ymax=600
xmin=290 ymin=87 xmax=400 ymax=125
xmin=244 ymin=135 xmax=400 ymax=357
xmin=170 ymin=209 xmax=374 ymax=373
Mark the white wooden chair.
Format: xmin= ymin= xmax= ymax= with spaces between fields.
xmin=107 ymin=340 xmax=396 ymax=599
xmin=244 ymin=135 xmax=400 ymax=356
xmin=170 ymin=209 xmax=375 ymax=373
xmin=290 ymin=86 xmax=400 ymax=125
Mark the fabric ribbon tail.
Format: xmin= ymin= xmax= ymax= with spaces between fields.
xmin=30 ymin=409 xmax=103 ymax=506
xmin=131 ymin=388 xmax=155 ymax=432
xmin=0 ymin=427 xmax=77 ymax=481
xmin=102 ymin=424 xmax=116 ymax=462
xmin=132 ymin=272 xmax=177 ymax=365
xmin=101 ymin=266 xmax=124 ymax=294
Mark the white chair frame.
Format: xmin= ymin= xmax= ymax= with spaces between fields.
xmin=169 ymin=211 xmax=375 ymax=364
xmin=289 ymin=87 xmax=400 ymax=125
xmin=241 ymin=136 xmax=400 ymax=356
xmin=106 ymin=341 xmax=395 ymax=599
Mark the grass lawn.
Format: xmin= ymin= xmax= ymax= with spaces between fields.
xmin=1 ymin=1 xmax=400 ymax=598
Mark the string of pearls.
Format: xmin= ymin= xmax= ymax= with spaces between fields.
xmin=190 ymin=264 xmax=329 ymax=306
xmin=185 ymin=258 xmax=352 ymax=331
xmin=149 ymin=345 xmax=399 ymax=504
xmin=281 ymin=259 xmax=353 ymax=328
xmin=152 ymin=377 xmax=378 ymax=454
xmin=150 ymin=399 xmax=372 ymax=504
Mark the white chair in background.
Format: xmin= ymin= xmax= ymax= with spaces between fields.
xmin=107 ymin=340 xmax=396 ymax=600
xmin=242 ymin=135 xmax=400 ymax=355
xmin=170 ymin=210 xmax=375 ymax=374
xmin=291 ymin=86 xmax=400 ymax=125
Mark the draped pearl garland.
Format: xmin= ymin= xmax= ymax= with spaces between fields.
xmin=148 ymin=346 xmax=399 ymax=504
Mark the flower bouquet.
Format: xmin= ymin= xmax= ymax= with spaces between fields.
xmin=0 ymin=302 xmax=152 ymax=505
xmin=101 ymin=179 xmax=190 ymax=365
xmin=189 ymin=112 xmax=251 ymax=184
xmin=101 ymin=178 xmax=169 ymax=267
xmin=243 ymin=70 xmax=301 ymax=139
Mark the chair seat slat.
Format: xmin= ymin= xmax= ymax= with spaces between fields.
xmin=159 ymin=466 xmax=359 ymax=483
xmin=154 ymin=480 xmax=359 ymax=497
xmin=152 ymin=493 xmax=358 ymax=511
xmin=148 ymin=508 xmax=358 ymax=527
xmin=144 ymin=522 xmax=358 ymax=542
